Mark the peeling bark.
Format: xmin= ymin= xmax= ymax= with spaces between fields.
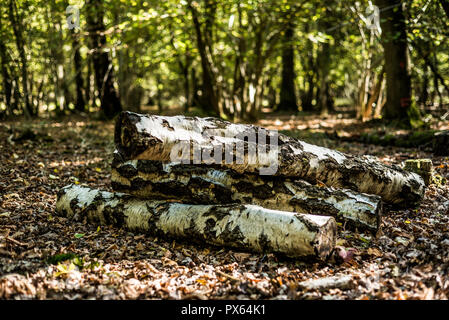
xmin=114 ymin=112 xmax=425 ymax=205
xmin=111 ymin=154 xmax=382 ymax=232
xmin=56 ymin=184 xmax=337 ymax=259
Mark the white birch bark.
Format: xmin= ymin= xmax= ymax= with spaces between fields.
xmin=111 ymin=154 xmax=382 ymax=232
xmin=114 ymin=112 xmax=425 ymax=205
xmin=56 ymin=184 xmax=336 ymax=259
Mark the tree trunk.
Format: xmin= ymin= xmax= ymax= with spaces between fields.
xmin=71 ymin=29 xmax=86 ymax=112
xmin=363 ymin=67 xmax=384 ymax=120
xmin=191 ymin=67 xmax=201 ymax=108
xmin=111 ymin=156 xmax=382 ymax=232
xmin=300 ymin=24 xmax=316 ymax=112
xmin=317 ymin=12 xmax=333 ymax=116
xmin=374 ymin=77 xmax=386 ymax=118
xmin=317 ymin=42 xmax=331 ymax=116
xmin=86 ymin=0 xmax=122 ymax=119
xmin=420 ymin=65 xmax=429 ymax=106
xmin=278 ymin=22 xmax=298 ymax=112
xmin=188 ymin=0 xmax=219 ymax=115
xmin=86 ymin=54 xmax=94 ymax=107
xmin=0 ymin=13 xmax=13 ymax=114
xmin=114 ymin=112 xmax=426 ymax=205
xmin=182 ymin=51 xmax=192 ymax=112
xmin=47 ymin=1 xmax=70 ymax=115
xmin=8 ymin=0 xmax=33 ymax=117
xmin=232 ymin=7 xmax=247 ymax=121
xmin=155 ymin=73 xmax=163 ymax=113
xmin=375 ymin=0 xmax=413 ymax=121
xmin=56 ymin=184 xmax=336 ymax=259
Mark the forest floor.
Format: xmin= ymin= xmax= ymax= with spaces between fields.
xmin=1 ymin=113 xmax=449 ymax=300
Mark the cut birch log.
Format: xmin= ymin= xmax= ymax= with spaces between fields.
xmin=56 ymin=184 xmax=337 ymax=259
xmin=114 ymin=111 xmax=426 ymax=205
xmin=111 ymin=154 xmax=382 ymax=232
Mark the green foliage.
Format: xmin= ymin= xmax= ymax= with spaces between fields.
xmin=48 ymin=252 xmax=101 ymax=275
xmin=0 ymin=0 xmax=447 ymax=120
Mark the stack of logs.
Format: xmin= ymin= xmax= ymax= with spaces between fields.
xmin=56 ymin=112 xmax=426 ymax=260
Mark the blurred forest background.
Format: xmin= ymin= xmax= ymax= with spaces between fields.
xmin=0 ymin=0 xmax=448 ymax=126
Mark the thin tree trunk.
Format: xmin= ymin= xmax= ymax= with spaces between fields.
xmin=56 ymin=184 xmax=337 ymax=259
xmin=278 ymin=22 xmax=298 ymax=112
xmin=188 ymin=0 xmax=219 ymax=115
xmin=232 ymin=5 xmax=246 ymax=120
xmin=111 ymin=156 xmax=382 ymax=232
xmin=433 ymin=54 xmax=443 ymax=107
xmin=86 ymin=54 xmax=94 ymax=107
xmin=71 ymin=29 xmax=86 ymax=112
xmin=374 ymin=77 xmax=386 ymax=118
xmin=8 ymin=0 xmax=33 ymax=116
xmin=115 ymin=112 xmax=426 ymax=205
xmin=246 ymin=27 xmax=265 ymax=121
xmin=420 ymin=65 xmax=429 ymax=106
xmin=266 ymin=78 xmax=277 ymax=109
xmin=49 ymin=2 xmax=69 ymax=114
xmin=0 ymin=13 xmax=13 ymax=114
xmin=300 ymin=24 xmax=316 ymax=112
xmin=155 ymin=72 xmax=163 ymax=113
xmin=183 ymin=51 xmax=192 ymax=112
xmin=363 ymin=67 xmax=384 ymax=120
xmin=86 ymin=0 xmax=122 ymax=119
xmin=317 ymin=12 xmax=333 ymax=116
xmin=191 ymin=67 xmax=200 ymax=108
xmin=113 ymin=7 xmax=130 ymax=111
xmin=317 ymin=43 xmax=331 ymax=116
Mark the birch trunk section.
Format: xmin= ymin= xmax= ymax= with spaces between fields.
xmin=56 ymin=185 xmax=337 ymax=259
xmin=111 ymin=154 xmax=382 ymax=232
xmin=114 ymin=112 xmax=425 ymax=206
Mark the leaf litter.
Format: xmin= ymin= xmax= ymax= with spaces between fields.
xmin=1 ymin=115 xmax=449 ymax=300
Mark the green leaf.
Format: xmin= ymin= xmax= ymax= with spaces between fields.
xmin=47 ymin=252 xmax=77 ymax=265
xmin=74 ymin=233 xmax=85 ymax=239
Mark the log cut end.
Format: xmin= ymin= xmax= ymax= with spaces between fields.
xmin=114 ymin=111 xmax=157 ymax=160
xmin=311 ymin=215 xmax=337 ymax=260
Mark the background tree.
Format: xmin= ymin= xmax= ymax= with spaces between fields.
xmin=278 ymin=18 xmax=298 ymax=112
xmin=86 ymin=0 xmax=122 ymax=119
xmin=375 ymin=0 xmax=415 ymax=124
